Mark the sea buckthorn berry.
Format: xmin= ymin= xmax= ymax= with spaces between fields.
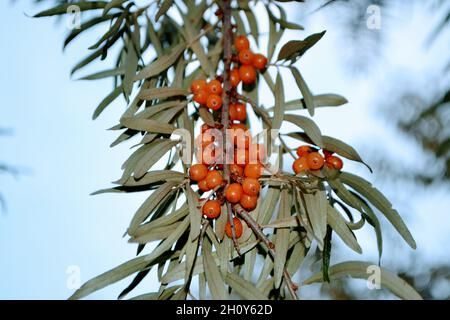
xmin=326 ymin=156 xmax=343 ymax=170
xmin=193 ymin=90 xmax=208 ymax=105
xmin=230 ymin=123 xmax=248 ymax=131
xmin=198 ymin=179 xmax=210 ymax=192
xmin=240 ymin=193 xmax=258 ymax=211
xmin=202 ymin=200 xmax=221 ymax=219
xmin=323 ymin=149 xmax=334 ymax=159
xmin=239 ymin=65 xmax=257 ymax=85
xmin=244 ymin=164 xmax=263 ymax=179
xmin=190 ymin=79 xmax=207 ymax=93
xmin=234 ymin=35 xmax=250 ymax=52
xmin=189 ymin=164 xmax=208 ymax=181
xmin=306 ymin=152 xmax=325 ymax=170
xmin=242 ymin=178 xmax=260 ymax=196
xmin=229 ymin=164 xmax=244 ymax=177
xmin=207 ymin=79 xmax=223 ymax=95
xmin=206 ymin=170 xmax=223 ymax=189
xmin=253 ymin=53 xmax=268 ymax=70
xmin=206 ymin=94 xmax=222 ymax=110
xmin=292 ymin=157 xmax=309 ymax=174
xmin=229 ymin=103 xmax=247 ymax=122
xmin=235 ymin=132 xmax=251 ymax=150
xmin=225 ymin=217 xmax=243 ymax=238
xmin=296 ymin=145 xmax=313 ymax=157
xmin=230 ymin=68 xmax=241 ymax=87
xmin=238 ymin=49 xmax=254 ymax=65
xmin=225 ymin=183 xmax=243 ymax=203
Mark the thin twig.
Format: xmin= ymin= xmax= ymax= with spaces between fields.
xmin=234 ymin=204 xmax=299 ymax=300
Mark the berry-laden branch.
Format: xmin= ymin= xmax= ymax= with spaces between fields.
xmin=220 ymin=0 xmax=241 ymax=254
xmin=233 ymin=204 xmax=299 ymax=300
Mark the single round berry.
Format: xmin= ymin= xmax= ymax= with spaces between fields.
xmin=326 ymin=155 xmax=343 ymax=170
xmin=229 ymin=164 xmax=244 ymax=177
xmin=229 ymin=103 xmax=247 ymax=122
xmin=323 ymin=149 xmax=334 ymax=159
xmin=238 ymin=49 xmax=254 ymax=65
xmin=190 ymin=79 xmax=207 ymax=94
xmin=242 ymin=178 xmax=260 ymax=196
xmin=240 ymin=193 xmax=258 ymax=211
xmin=225 ymin=217 xmax=243 ymax=238
xmin=189 ymin=164 xmax=208 ymax=181
xmin=206 ymin=170 xmax=223 ymax=189
xmin=202 ymin=200 xmax=221 ymax=219
xmin=193 ymin=90 xmax=208 ymax=105
xmin=306 ymin=152 xmax=325 ymax=170
xmin=225 ymin=183 xmax=243 ymax=203
xmin=201 ymin=123 xmax=212 ymax=133
xmin=207 ymin=79 xmax=223 ymax=95
xmin=206 ymin=94 xmax=222 ymax=110
xmin=234 ymin=35 xmax=250 ymax=52
xmin=239 ymin=65 xmax=257 ymax=85
xmin=292 ymin=157 xmax=309 ymax=174
xmin=198 ymin=179 xmax=210 ymax=192
xmin=296 ymin=145 xmax=313 ymax=157
xmin=230 ymin=68 xmax=241 ymax=87
xmin=244 ymin=164 xmax=263 ymax=179
xmin=253 ymin=53 xmax=268 ymax=70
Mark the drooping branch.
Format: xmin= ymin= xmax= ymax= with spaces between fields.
xmin=234 ymin=204 xmax=299 ymax=300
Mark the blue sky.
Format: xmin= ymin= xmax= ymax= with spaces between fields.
xmin=0 ymin=1 xmax=449 ymax=299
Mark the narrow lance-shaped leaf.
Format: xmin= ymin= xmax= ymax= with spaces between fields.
xmin=34 ymin=1 xmax=108 ymax=17
xmin=303 ymin=261 xmax=422 ymax=300
xmin=225 ymin=273 xmax=268 ymax=300
xmin=277 ymin=31 xmax=326 ymax=62
xmin=284 ymin=114 xmax=324 ymax=148
xmin=327 ymin=204 xmax=362 ymax=254
xmin=272 ymin=72 xmax=285 ymax=130
xmin=339 ymin=172 xmax=416 ymax=249
xmin=290 ymin=67 xmax=315 ymax=116
xmin=273 ymin=188 xmax=290 ymax=288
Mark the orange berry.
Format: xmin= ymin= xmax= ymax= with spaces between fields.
xmin=190 ymin=79 xmax=207 ymax=93
xmin=206 ymin=170 xmax=223 ymax=189
xmin=240 ymin=193 xmax=258 ymax=211
xmin=206 ymin=94 xmax=222 ymax=110
xmin=225 ymin=183 xmax=243 ymax=203
xmin=198 ymin=179 xmax=210 ymax=192
xmin=229 ymin=164 xmax=244 ymax=177
xmin=296 ymin=145 xmax=313 ymax=157
xmin=239 ymin=65 xmax=256 ymax=85
xmin=234 ymin=35 xmax=250 ymax=52
xmin=197 ymin=145 xmax=222 ymax=165
xmin=225 ymin=217 xmax=243 ymax=238
xmin=244 ymin=164 xmax=263 ymax=179
xmin=202 ymin=200 xmax=221 ymax=219
xmin=189 ymin=164 xmax=208 ymax=181
xmin=306 ymin=152 xmax=325 ymax=170
xmin=253 ymin=53 xmax=268 ymax=70
xmin=292 ymin=157 xmax=309 ymax=174
xmin=201 ymin=123 xmax=212 ymax=133
xmin=326 ymin=156 xmax=343 ymax=170
xmin=193 ymin=90 xmax=208 ymax=105
xmin=323 ymin=149 xmax=334 ymax=159
xmin=238 ymin=49 xmax=254 ymax=65
xmin=242 ymin=178 xmax=260 ymax=196
xmin=229 ymin=103 xmax=247 ymax=122
xmin=230 ymin=123 xmax=248 ymax=131
xmin=207 ymin=79 xmax=223 ymax=95
xmin=230 ymin=68 xmax=241 ymax=87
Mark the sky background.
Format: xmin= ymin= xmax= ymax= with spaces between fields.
xmin=0 ymin=0 xmax=449 ymax=299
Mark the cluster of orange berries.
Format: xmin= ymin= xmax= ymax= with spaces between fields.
xmin=231 ymin=35 xmax=268 ymax=86
xmin=292 ymin=145 xmax=344 ymax=174
xmin=191 ymin=78 xmax=223 ymax=110
xmin=189 ymin=125 xmax=265 ymax=239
